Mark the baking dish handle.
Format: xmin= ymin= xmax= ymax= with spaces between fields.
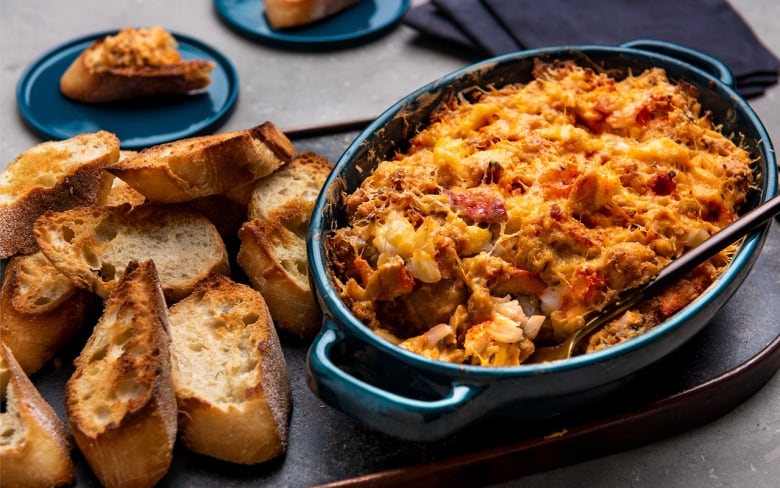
xmin=306 ymin=320 xmax=482 ymax=441
xmin=621 ymin=39 xmax=735 ymax=87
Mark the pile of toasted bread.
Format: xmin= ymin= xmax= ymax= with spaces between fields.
xmin=0 ymin=122 xmax=333 ymax=487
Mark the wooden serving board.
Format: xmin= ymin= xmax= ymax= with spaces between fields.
xmin=22 ymin=133 xmax=780 ymax=487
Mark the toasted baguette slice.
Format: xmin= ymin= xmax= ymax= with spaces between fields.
xmin=168 ymin=275 xmax=292 ymax=464
xmin=65 ymin=260 xmax=176 ymax=488
xmin=0 ymin=251 xmax=99 ymax=375
xmin=247 ymin=151 xmax=333 ymax=222
xmin=237 ymin=152 xmax=333 ymax=339
xmin=107 ymin=122 xmax=296 ymax=204
xmin=60 ymin=26 xmax=215 ymax=104
xmin=102 ymin=175 xmax=148 ymax=207
xmin=100 ymin=151 xmax=148 ymax=207
xmin=0 ymin=341 xmax=75 ymax=488
xmin=264 ymin=0 xmax=360 ymax=29
xmin=34 ymin=203 xmax=229 ymax=303
xmin=185 ymin=194 xmax=249 ymax=245
xmin=0 ymin=131 xmax=119 ymax=258
xmin=238 ymin=216 xmax=320 ymax=339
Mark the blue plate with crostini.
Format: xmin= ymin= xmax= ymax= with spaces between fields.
xmin=214 ymin=0 xmax=411 ymax=49
xmin=16 ymin=30 xmax=239 ymax=150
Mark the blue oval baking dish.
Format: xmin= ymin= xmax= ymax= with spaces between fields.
xmin=305 ymin=40 xmax=778 ymax=441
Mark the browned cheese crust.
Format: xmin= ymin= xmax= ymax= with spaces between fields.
xmin=326 ymin=59 xmax=754 ymax=366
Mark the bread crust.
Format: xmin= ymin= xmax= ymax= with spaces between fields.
xmin=60 ymin=52 xmax=214 ymax=104
xmin=33 ymin=203 xmax=230 ymax=303
xmin=247 ymin=151 xmax=333 ymax=222
xmin=65 ymin=260 xmax=177 ymax=488
xmin=102 ymin=175 xmax=148 ymax=207
xmin=100 ymin=151 xmax=148 ymax=207
xmin=107 ymin=122 xmax=296 ymax=204
xmin=0 ymin=341 xmax=75 ymax=487
xmin=264 ymin=0 xmax=361 ymax=29
xmin=0 ymin=131 xmax=119 ymax=258
xmin=168 ymin=275 xmax=292 ymax=464
xmin=0 ymin=251 xmax=99 ymax=375
xmin=184 ymin=193 xmax=249 ymax=244
xmin=60 ymin=27 xmax=215 ymax=104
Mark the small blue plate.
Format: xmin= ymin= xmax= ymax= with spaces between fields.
xmin=214 ymin=0 xmax=411 ymax=48
xmin=16 ymin=30 xmax=239 ymax=150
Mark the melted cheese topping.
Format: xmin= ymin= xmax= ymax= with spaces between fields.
xmin=327 ymin=60 xmax=754 ymax=366
xmin=85 ymin=26 xmax=182 ymax=70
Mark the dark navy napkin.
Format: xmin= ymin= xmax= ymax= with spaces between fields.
xmin=433 ymin=0 xmax=520 ymax=55
xmin=403 ymin=0 xmax=780 ymax=98
xmin=403 ymin=2 xmax=479 ymax=52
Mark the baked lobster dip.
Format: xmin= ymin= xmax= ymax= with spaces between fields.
xmin=325 ymin=59 xmax=754 ymax=367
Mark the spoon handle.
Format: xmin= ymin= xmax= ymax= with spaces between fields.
xmin=530 ymin=194 xmax=779 ymax=363
xmin=642 ymin=194 xmax=780 ymax=298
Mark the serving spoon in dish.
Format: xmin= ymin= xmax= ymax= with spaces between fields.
xmin=527 ymin=193 xmax=780 ymax=364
